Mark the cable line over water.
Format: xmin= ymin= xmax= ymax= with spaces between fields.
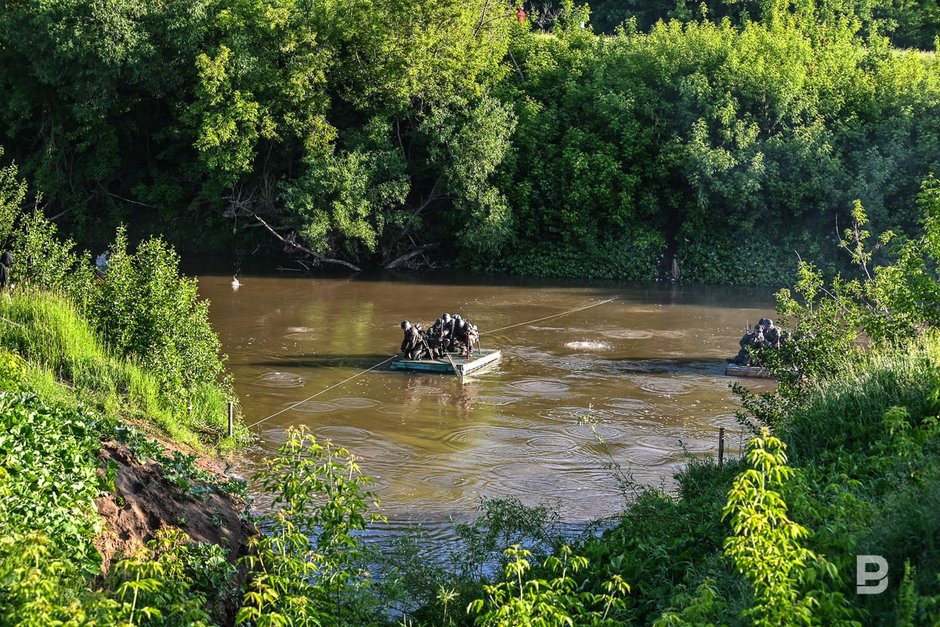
xmin=246 ymin=355 xmax=397 ymax=429
xmin=245 ymin=296 xmax=618 ymax=430
xmin=484 ymin=297 xmax=618 ymax=335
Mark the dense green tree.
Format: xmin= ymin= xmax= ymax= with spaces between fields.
xmin=0 ymin=0 xmax=938 ymax=281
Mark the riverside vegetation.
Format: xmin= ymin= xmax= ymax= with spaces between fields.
xmin=3 ymin=135 xmax=940 ymax=624
xmin=0 ymin=0 xmax=939 ymax=282
xmin=2 ymin=1 xmax=940 ymax=625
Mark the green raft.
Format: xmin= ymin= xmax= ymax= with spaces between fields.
xmin=391 ymin=348 xmax=502 ymax=377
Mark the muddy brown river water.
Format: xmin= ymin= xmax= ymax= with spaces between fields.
xmin=199 ymin=273 xmax=775 ymax=531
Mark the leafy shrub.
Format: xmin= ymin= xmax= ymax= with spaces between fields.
xmin=773 ymin=182 xmax=940 ymax=389
xmin=722 ymin=429 xmax=845 ymax=626
xmin=10 ymin=210 xmax=95 ymax=308
xmin=237 ymin=427 xmax=383 ymax=626
xmin=91 ymin=227 xmax=231 ymax=416
xmin=0 ymin=350 xmax=27 ymax=391
xmin=0 ymin=532 xmax=102 ymax=626
xmin=506 ymin=232 xmax=665 ymax=280
xmin=467 ymin=544 xmax=629 ymax=626
xmin=0 ymin=392 xmax=104 ymax=571
xmin=0 ymin=147 xmax=25 ymax=245
xmin=105 ymin=527 xmax=224 ymax=626
xmin=453 ymin=497 xmax=562 ymax=581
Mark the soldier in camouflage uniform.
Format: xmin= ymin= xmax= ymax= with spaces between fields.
xmin=400 ymin=321 xmax=427 ymax=360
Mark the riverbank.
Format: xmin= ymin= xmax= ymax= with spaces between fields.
xmin=0 ymin=287 xmax=253 ymax=624
xmin=0 ymin=171 xmax=258 ymax=623
xmin=7 ymin=280 xmax=940 ymax=625
xmin=4 ymin=3 xmax=940 ymax=287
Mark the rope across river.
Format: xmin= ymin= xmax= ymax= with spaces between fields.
xmin=245 ymin=296 xmax=617 ymax=430
xmin=483 ymin=297 xmax=618 ymax=335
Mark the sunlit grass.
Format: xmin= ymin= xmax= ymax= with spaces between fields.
xmin=0 ymin=289 xmax=246 ymax=449
xmin=782 ymin=333 xmax=940 ymax=463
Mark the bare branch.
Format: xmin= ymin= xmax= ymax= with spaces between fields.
xmin=252 ymin=213 xmax=362 ymax=272
xmin=384 ymin=176 xmax=444 ymax=255
xmin=100 ymin=187 xmax=155 ymax=209
xmin=384 ymin=244 xmax=434 ymax=269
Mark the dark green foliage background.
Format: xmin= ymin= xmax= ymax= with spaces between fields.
xmin=0 ymin=0 xmax=937 ymax=283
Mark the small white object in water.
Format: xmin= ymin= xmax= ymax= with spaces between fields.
xmin=231 ymin=275 xmax=241 ymax=291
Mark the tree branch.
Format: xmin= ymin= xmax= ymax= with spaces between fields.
xmin=475 ymin=0 xmax=493 ymax=37
xmin=385 ymin=176 xmax=444 ymax=255
xmin=252 ymin=213 xmax=362 ymax=272
xmin=384 ymin=244 xmax=434 ymax=269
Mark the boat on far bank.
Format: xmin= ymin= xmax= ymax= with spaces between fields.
xmin=392 ymin=348 xmax=502 ymax=378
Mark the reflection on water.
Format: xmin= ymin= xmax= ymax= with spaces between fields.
xmin=200 ymin=274 xmax=774 ymax=529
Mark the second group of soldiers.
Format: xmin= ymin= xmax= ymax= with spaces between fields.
xmin=400 ymin=313 xmax=480 ymax=360
xmin=734 ymin=318 xmax=783 ymax=366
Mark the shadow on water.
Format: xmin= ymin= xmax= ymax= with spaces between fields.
xmin=597 ymin=357 xmax=733 ymax=375
xmin=248 ymin=354 xmax=736 ymax=380
xmin=250 ymin=354 xmax=395 ymax=370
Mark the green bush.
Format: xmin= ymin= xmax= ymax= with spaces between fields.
xmin=10 ymin=210 xmax=95 ymax=308
xmin=0 ymin=350 xmax=27 ymax=391
xmin=91 ymin=227 xmax=231 ymax=413
xmin=237 ymin=427 xmax=384 ymax=626
xmin=467 ymin=545 xmax=629 ymax=626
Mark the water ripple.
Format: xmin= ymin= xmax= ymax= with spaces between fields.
xmin=439 ymin=426 xmax=482 ymax=447
xmin=315 ymin=425 xmax=372 ymax=443
xmin=633 ymin=376 xmax=690 ymax=396
xmin=292 ymin=400 xmax=335 ymax=414
xmin=477 ymin=394 xmax=519 ymax=406
xmin=604 ymin=398 xmax=655 ymax=418
xmin=255 ymin=371 xmax=305 ymax=388
xmin=509 ymin=379 xmax=570 ymax=394
xmin=600 ymin=329 xmax=653 ymax=340
xmin=331 ymin=397 xmax=380 ymax=409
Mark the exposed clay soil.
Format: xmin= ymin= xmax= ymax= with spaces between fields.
xmin=94 ymin=440 xmax=253 ymax=623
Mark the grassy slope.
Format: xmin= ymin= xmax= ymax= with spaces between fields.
xmin=0 ymin=289 xmax=249 ymax=624
xmin=0 ymin=289 xmax=245 ymax=449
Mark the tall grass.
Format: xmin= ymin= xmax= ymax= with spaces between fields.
xmin=782 ymin=333 xmax=940 ymax=464
xmin=0 ymin=289 xmax=245 ymax=448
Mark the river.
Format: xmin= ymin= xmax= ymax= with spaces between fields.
xmin=199 ymin=273 xmax=775 ymax=531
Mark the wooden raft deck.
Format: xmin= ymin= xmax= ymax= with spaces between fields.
xmin=391 ymin=348 xmax=502 ymax=377
xmin=724 ymin=363 xmax=774 ymax=379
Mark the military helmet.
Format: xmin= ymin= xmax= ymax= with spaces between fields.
xmin=765 ymin=318 xmax=774 ymax=327
xmin=442 ymin=313 xmax=452 ymax=322
xmin=400 ymin=320 xmax=412 ymax=330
